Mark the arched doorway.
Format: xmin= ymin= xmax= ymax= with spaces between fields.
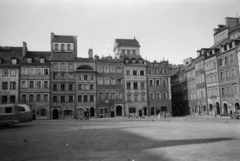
xmin=235 ymin=103 xmax=240 ymax=111
xmin=209 ymin=104 xmax=213 ymax=112
xmin=216 ymin=102 xmax=220 ymax=115
xmin=151 ymin=107 xmax=154 ymax=115
xmin=143 ymin=107 xmax=147 ymax=115
xmin=116 ymin=106 xmax=122 ymax=116
xmin=90 ymin=107 xmax=95 ymax=117
xmin=52 ymin=109 xmax=59 ymax=119
xmin=223 ymin=103 xmax=228 ymax=116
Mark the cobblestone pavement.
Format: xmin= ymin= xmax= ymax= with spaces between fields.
xmin=0 ymin=117 xmax=239 ymax=161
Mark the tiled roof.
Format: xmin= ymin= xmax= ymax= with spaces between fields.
xmin=115 ymin=39 xmax=140 ymax=47
xmin=52 ymin=53 xmax=75 ymax=61
xmin=0 ymin=47 xmax=23 ymax=65
xmin=76 ymin=57 xmax=94 ymax=62
xmin=22 ymin=51 xmax=52 ymax=63
xmin=52 ymin=35 xmax=75 ymax=43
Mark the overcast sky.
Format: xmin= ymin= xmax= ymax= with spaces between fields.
xmin=0 ymin=0 xmax=240 ymax=64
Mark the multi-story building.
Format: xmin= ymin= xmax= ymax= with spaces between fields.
xmin=0 ymin=44 xmax=24 ymax=104
xmin=50 ymin=33 xmax=77 ymax=119
xmin=75 ymin=49 xmax=97 ymax=119
xmin=19 ymin=48 xmax=51 ymax=119
xmin=95 ymin=55 xmax=124 ymax=118
xmin=195 ymin=49 xmax=209 ymax=115
xmin=147 ymin=60 xmax=172 ymax=116
xmin=185 ymin=58 xmax=198 ymax=115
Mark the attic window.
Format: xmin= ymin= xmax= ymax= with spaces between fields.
xmin=40 ymin=58 xmax=45 ymax=63
xmin=27 ymin=58 xmax=32 ymax=63
xmin=12 ymin=59 xmax=17 ymax=64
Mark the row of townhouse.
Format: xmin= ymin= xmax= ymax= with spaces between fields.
xmin=171 ymin=17 xmax=240 ymax=117
xmin=0 ymin=33 xmax=174 ymax=119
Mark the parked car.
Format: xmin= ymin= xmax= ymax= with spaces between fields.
xmin=17 ymin=104 xmax=33 ymax=122
xmin=0 ymin=104 xmax=20 ymax=126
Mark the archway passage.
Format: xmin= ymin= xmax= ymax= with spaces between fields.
xmin=223 ymin=103 xmax=228 ymax=116
xmin=216 ymin=102 xmax=220 ymax=115
xmin=90 ymin=107 xmax=95 ymax=117
xmin=52 ymin=109 xmax=59 ymax=119
xmin=143 ymin=107 xmax=147 ymax=115
xmin=235 ymin=103 xmax=240 ymax=111
xmin=116 ymin=106 xmax=122 ymax=116
xmin=151 ymin=107 xmax=154 ymax=115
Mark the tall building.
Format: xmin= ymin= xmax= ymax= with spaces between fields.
xmin=146 ymin=60 xmax=172 ymax=116
xmin=95 ymin=55 xmax=124 ymax=117
xmin=50 ymin=33 xmax=77 ymax=119
xmin=75 ymin=49 xmax=97 ymax=119
xmin=0 ymin=44 xmax=24 ymax=104
xmin=19 ymin=48 xmax=51 ymax=120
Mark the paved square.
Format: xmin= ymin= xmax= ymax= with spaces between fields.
xmin=0 ymin=117 xmax=240 ymax=161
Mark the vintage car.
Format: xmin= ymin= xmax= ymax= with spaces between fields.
xmin=0 ymin=104 xmax=20 ymax=126
xmin=18 ymin=104 xmax=33 ymax=122
xmin=231 ymin=111 xmax=240 ymax=119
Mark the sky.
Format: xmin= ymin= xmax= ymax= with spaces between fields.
xmin=0 ymin=0 xmax=240 ymax=65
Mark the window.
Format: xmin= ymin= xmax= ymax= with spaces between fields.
xmin=68 ymin=73 xmax=74 ymax=79
xmin=53 ymin=73 xmax=58 ymax=79
xmin=141 ymin=94 xmax=145 ymax=101
xmin=37 ymin=94 xmax=41 ymax=102
xmin=127 ymin=50 xmax=130 ymax=55
xmin=156 ymin=80 xmax=160 ymax=86
xmin=98 ymin=78 xmax=103 ymax=85
xmin=226 ymin=86 xmax=230 ymax=95
xmin=133 ymin=82 xmax=138 ymax=89
xmin=29 ymin=94 xmax=34 ymax=102
xmin=117 ymin=79 xmax=122 ymax=85
xmin=110 ymin=79 xmax=116 ymax=85
xmin=84 ymin=95 xmax=88 ymax=102
xmin=132 ymin=50 xmax=136 ymax=55
xmin=69 ymin=84 xmax=74 ymax=91
xmin=98 ymin=67 xmax=103 ymax=73
xmin=61 ymin=44 xmax=65 ymax=51
xmin=5 ymin=107 xmax=12 ymax=113
xmin=90 ymin=75 xmax=94 ymax=80
xmin=12 ymin=59 xmax=17 ymax=64
xmin=78 ymin=84 xmax=82 ymax=90
xmin=68 ymin=63 xmax=74 ymax=70
xmin=53 ymin=96 xmax=58 ymax=102
xmin=233 ymin=85 xmax=238 ymax=95
xmin=117 ymin=68 xmax=122 ymax=73
xmin=157 ymin=93 xmax=161 ymax=99
xmin=29 ymin=68 xmax=35 ymax=75
xmin=2 ymin=96 xmax=7 ymax=103
xmin=84 ymin=75 xmax=88 ymax=80
xmin=43 ymin=94 xmax=48 ymax=102
xmin=61 ymin=84 xmax=65 ymax=91
xmin=90 ymin=95 xmax=94 ymax=102
xmin=149 ymin=80 xmax=153 ymax=86
xmin=220 ymin=72 xmax=223 ymax=80
xmin=78 ymin=95 xmax=82 ymax=102
xmin=36 ymin=68 xmax=42 ymax=75
xmin=163 ymin=92 xmax=167 ymax=99
xmin=219 ymin=59 xmax=222 ymax=66
xmin=163 ymin=80 xmax=167 ymax=86
xmin=10 ymin=96 xmax=15 ymax=103
xmin=118 ymin=92 xmax=123 ymax=99
xmin=2 ymin=82 xmax=8 ymax=90
xmin=150 ymin=93 xmax=154 ymax=99
xmin=111 ymin=93 xmax=116 ymax=100
xmin=60 ymin=96 xmax=65 ymax=102
xmin=44 ymin=81 xmax=48 ymax=88
xmin=122 ymin=49 xmax=125 ymax=55
xmin=60 ymin=63 xmax=66 ymax=70
xmin=90 ymin=84 xmax=94 ymax=90
xmin=98 ymin=92 xmax=103 ymax=99
xmin=104 ymin=67 xmax=109 ymax=73
xmin=21 ymin=68 xmax=28 ymax=75
xmin=10 ymin=82 xmax=16 ymax=90
xmin=22 ymin=94 xmax=27 ymax=102
xmin=141 ymin=82 xmax=145 ymax=89
xmin=43 ymin=69 xmax=49 ymax=75
xmin=225 ymin=70 xmax=229 ymax=78
xmin=110 ymin=67 xmax=115 ymax=73
xmin=36 ymin=81 xmax=41 ymax=88
xmin=27 ymin=58 xmax=32 ymax=63
xmin=29 ymin=81 xmax=34 ymax=88
xmin=40 ymin=58 xmax=45 ymax=63
xmin=221 ymin=88 xmax=225 ymax=95
xmin=126 ymin=70 xmax=130 ymax=75
xmin=68 ymin=96 xmax=74 ymax=102
xmin=61 ymin=73 xmax=65 ymax=79
xmin=224 ymin=56 xmax=228 ymax=64
xmin=2 ymin=69 xmax=8 ymax=77
xmin=105 ymin=92 xmax=110 ymax=99
xmin=134 ymin=95 xmax=138 ymax=102
xmin=53 ymin=84 xmax=58 ymax=91
xmin=55 ymin=44 xmax=59 ymax=51
xmin=10 ymin=70 xmax=16 ymax=76
xmin=140 ymin=71 xmax=144 ymax=76
xmin=67 ymin=44 xmax=71 ymax=51
xmin=105 ymin=78 xmax=109 ymax=85
xmin=232 ymin=69 xmax=236 ymax=77
xmin=127 ymin=82 xmax=131 ymax=90
xmin=22 ymin=81 xmax=27 ymax=89
xmin=133 ymin=70 xmax=137 ymax=76
xmin=40 ymin=109 xmax=47 ymax=117
xmin=127 ymin=94 xmax=131 ymax=101
xmin=230 ymin=54 xmax=234 ymax=62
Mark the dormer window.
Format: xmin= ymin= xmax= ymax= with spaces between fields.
xmin=54 ymin=44 xmax=59 ymax=51
xmin=61 ymin=44 xmax=65 ymax=51
xmin=40 ymin=58 xmax=45 ymax=63
xmin=12 ymin=58 xmax=17 ymax=64
xmin=67 ymin=44 xmax=71 ymax=51
xmin=27 ymin=58 xmax=32 ymax=63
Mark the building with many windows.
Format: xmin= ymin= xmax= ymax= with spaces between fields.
xmin=50 ymin=33 xmax=77 ymax=119
xmin=20 ymin=49 xmax=51 ymax=119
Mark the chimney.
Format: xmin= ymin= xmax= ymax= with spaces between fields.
xmin=225 ymin=17 xmax=239 ymax=30
xmin=22 ymin=42 xmax=27 ymax=57
xmin=88 ymin=49 xmax=93 ymax=58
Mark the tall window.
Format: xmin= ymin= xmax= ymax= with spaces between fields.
xmin=84 ymin=95 xmax=88 ymax=102
xmin=22 ymin=94 xmax=27 ymax=102
xmin=44 ymin=69 xmax=49 ymax=75
xmin=133 ymin=70 xmax=137 ymax=76
xmin=44 ymin=81 xmax=49 ymax=88
xmin=69 ymin=84 xmax=74 ymax=91
xmin=132 ymin=50 xmax=136 ymax=55
xmin=127 ymin=82 xmax=131 ymax=89
xmin=90 ymin=95 xmax=94 ymax=102
xmin=21 ymin=68 xmax=28 ymax=75
xmin=36 ymin=68 xmax=42 ymax=75
xmin=140 ymin=71 xmax=144 ymax=76
xmin=10 ymin=82 xmax=16 ymax=90
xmin=67 ymin=44 xmax=71 ymax=51
xmin=141 ymin=82 xmax=145 ymax=89
xmin=105 ymin=78 xmax=109 ymax=85
xmin=60 ymin=63 xmax=66 ymax=70
xmin=10 ymin=70 xmax=16 ymax=76
xmin=141 ymin=94 xmax=145 ymax=101
xmin=110 ymin=67 xmax=115 ymax=73
xmin=68 ymin=63 xmax=74 ymax=70
xmin=78 ymin=95 xmax=82 ymax=102
xmin=156 ymin=80 xmax=160 ymax=86
xmin=2 ymin=69 xmax=8 ymax=77
xmin=27 ymin=58 xmax=32 ymax=63
xmin=53 ymin=84 xmax=58 ymax=91
xmin=90 ymin=84 xmax=94 ymax=90
xmin=53 ymin=96 xmax=58 ymax=102
xmin=150 ymin=93 xmax=154 ymax=99
xmin=98 ymin=78 xmax=103 ymax=85
xmin=126 ymin=70 xmax=130 ymax=75
xmin=61 ymin=44 xmax=65 ymax=51
xmin=36 ymin=81 xmax=41 ymax=88
xmin=55 ymin=44 xmax=59 ymax=51
xmin=68 ymin=96 xmax=74 ymax=102
xmin=61 ymin=84 xmax=65 ymax=91
xmin=78 ymin=84 xmax=82 ymax=90
xmin=104 ymin=67 xmax=109 ymax=73
xmin=233 ymin=85 xmax=238 ymax=95
xmin=29 ymin=94 xmax=34 ymax=102
xmin=22 ymin=81 xmax=27 ymax=89
xmin=134 ymin=95 xmax=138 ymax=102
xmin=29 ymin=81 xmax=34 ymax=88
xmin=40 ymin=58 xmax=45 ymax=63
xmin=43 ymin=94 xmax=49 ymax=102
xmin=122 ymin=49 xmax=125 ymax=55
xmin=133 ymin=82 xmax=138 ymax=89
xmin=2 ymin=96 xmax=7 ymax=103
xmin=149 ymin=80 xmax=153 ymax=86
xmin=37 ymin=94 xmax=41 ymax=102
xmin=12 ymin=59 xmax=17 ymax=64
xmin=52 ymin=63 xmax=58 ymax=70
xmin=10 ymin=96 xmax=15 ymax=103
xmin=60 ymin=96 xmax=65 ymax=102
xmin=29 ymin=68 xmax=35 ymax=75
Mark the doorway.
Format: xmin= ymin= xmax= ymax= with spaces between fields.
xmin=143 ymin=107 xmax=147 ymax=116
xmin=90 ymin=107 xmax=95 ymax=117
xmin=216 ymin=102 xmax=220 ymax=115
xmin=151 ymin=107 xmax=154 ymax=115
xmin=116 ymin=106 xmax=122 ymax=116
xmin=52 ymin=109 xmax=59 ymax=119
xmin=223 ymin=103 xmax=228 ymax=116
xmin=111 ymin=111 xmax=115 ymax=117
xmin=139 ymin=110 xmax=142 ymax=117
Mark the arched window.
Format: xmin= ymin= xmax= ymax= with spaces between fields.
xmin=40 ymin=108 xmax=47 ymax=116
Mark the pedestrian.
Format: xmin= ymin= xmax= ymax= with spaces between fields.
xmin=158 ymin=112 xmax=160 ymax=119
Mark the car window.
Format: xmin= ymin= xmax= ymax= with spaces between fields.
xmin=5 ymin=107 xmax=12 ymax=113
xmin=19 ymin=106 xmax=25 ymax=112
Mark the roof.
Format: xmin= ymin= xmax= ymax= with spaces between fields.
xmin=21 ymin=51 xmax=52 ymax=64
xmin=210 ymin=38 xmax=228 ymax=49
xmin=0 ymin=47 xmax=23 ymax=65
xmin=51 ymin=53 xmax=75 ymax=61
xmin=52 ymin=35 xmax=75 ymax=43
xmin=214 ymin=26 xmax=228 ymax=35
xmin=115 ymin=39 xmax=140 ymax=47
